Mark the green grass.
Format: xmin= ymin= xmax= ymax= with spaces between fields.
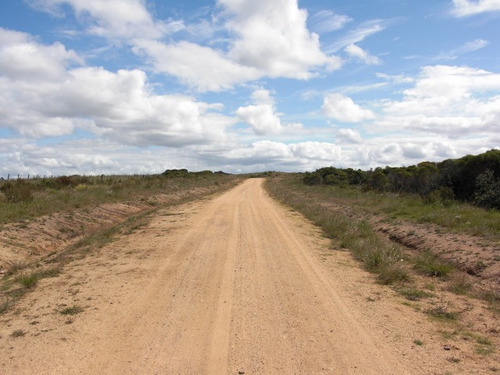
xmin=413 ymin=250 xmax=455 ymax=278
xmin=17 ymin=273 xmax=38 ymax=288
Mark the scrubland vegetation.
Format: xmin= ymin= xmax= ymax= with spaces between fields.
xmin=303 ymin=149 xmax=500 ymax=210
xmin=0 ymin=169 xmax=234 ymax=225
xmin=265 ymin=150 xmax=500 ymax=313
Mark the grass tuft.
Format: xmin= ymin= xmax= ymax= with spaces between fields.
xmin=18 ymin=273 xmax=38 ymax=288
xmin=60 ymin=305 xmax=84 ymax=315
xmin=414 ymin=250 xmax=454 ymax=278
xmin=425 ymin=306 xmax=459 ymax=321
xmin=11 ymin=329 xmax=25 ymax=338
xmin=399 ymin=287 xmax=433 ymax=301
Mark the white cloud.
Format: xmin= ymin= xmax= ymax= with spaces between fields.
xmin=0 ymin=29 xmax=234 ymax=145
xmin=345 ymin=44 xmax=381 ymax=65
xmin=236 ymin=105 xmax=284 ymax=135
xmin=0 ymin=27 xmax=82 ymax=80
xmin=435 ymin=39 xmax=489 ymax=60
xmin=222 ymin=0 xmax=341 ymax=79
xmin=378 ymin=65 xmax=500 ymax=138
xmin=326 ymin=19 xmax=387 ymax=53
xmin=30 ymin=0 xmax=342 ymax=91
xmin=133 ymin=39 xmax=260 ymax=92
xmin=337 ymin=128 xmax=363 ymax=143
xmin=236 ymin=89 xmax=303 ymax=136
xmin=203 ymin=140 xmax=344 ymax=171
xmin=322 ymin=93 xmax=375 ymax=122
xmin=376 ymin=73 xmax=414 ymax=84
xmin=309 ymin=10 xmax=352 ymax=34
xmin=451 ymin=0 xmax=500 ymax=17
xmin=31 ymin=0 xmax=169 ymax=39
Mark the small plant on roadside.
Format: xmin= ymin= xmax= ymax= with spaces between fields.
xmin=60 ymin=305 xmax=84 ymax=315
xmin=425 ymin=306 xmax=459 ymax=321
xmin=413 ymin=339 xmax=424 ymax=346
xmin=414 ymin=250 xmax=454 ymax=278
xmin=377 ymin=265 xmax=411 ymax=285
xmin=399 ymin=287 xmax=432 ymax=301
xmin=11 ymin=329 xmax=25 ymax=338
xmin=476 ymin=337 xmax=494 ymax=356
xmin=18 ymin=273 xmax=38 ymax=288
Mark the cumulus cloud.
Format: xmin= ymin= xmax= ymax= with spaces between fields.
xmin=337 ymin=128 xmax=363 ymax=143
xmin=222 ymin=0 xmax=341 ymax=79
xmin=344 ymin=44 xmax=381 ymax=65
xmin=0 ymin=27 xmax=82 ymax=80
xmin=375 ymin=65 xmax=500 ymax=139
xmin=132 ymin=39 xmax=260 ymax=92
xmin=451 ymin=0 xmax=500 ymax=17
xmin=322 ymin=93 xmax=375 ymax=123
xmin=236 ymin=89 xmax=303 ymax=135
xmin=0 ymin=29 xmax=234 ymax=145
xmin=35 ymin=0 xmax=341 ymax=91
xmin=202 ymin=140 xmax=344 ymax=171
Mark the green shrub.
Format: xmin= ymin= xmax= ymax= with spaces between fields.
xmin=0 ymin=181 xmax=33 ymax=203
xmin=474 ymin=169 xmax=500 ymax=209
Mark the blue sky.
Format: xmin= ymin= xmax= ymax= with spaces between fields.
xmin=0 ymin=0 xmax=499 ymax=177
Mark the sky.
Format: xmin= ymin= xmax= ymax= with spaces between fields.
xmin=0 ymin=0 xmax=499 ymax=177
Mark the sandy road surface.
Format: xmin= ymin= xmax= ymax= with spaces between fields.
xmin=3 ymin=179 xmax=464 ymax=374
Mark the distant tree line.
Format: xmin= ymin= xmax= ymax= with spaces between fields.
xmin=303 ymin=149 xmax=500 ymax=209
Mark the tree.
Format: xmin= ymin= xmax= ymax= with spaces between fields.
xmin=473 ymin=169 xmax=500 ymax=209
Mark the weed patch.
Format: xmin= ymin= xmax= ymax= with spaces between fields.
xmin=399 ymin=287 xmax=433 ymax=301
xmin=425 ymin=306 xmax=459 ymax=321
xmin=10 ymin=329 xmax=25 ymax=338
xmin=18 ymin=273 xmax=38 ymax=288
xmin=414 ymin=251 xmax=454 ymax=278
xmin=60 ymin=305 xmax=84 ymax=315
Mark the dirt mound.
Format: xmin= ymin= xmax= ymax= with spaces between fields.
xmin=0 ymin=202 xmax=149 ymax=272
xmin=376 ymin=220 xmax=500 ymax=292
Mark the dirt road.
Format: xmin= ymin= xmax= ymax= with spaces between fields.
xmin=2 ymin=179 xmax=480 ymax=374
